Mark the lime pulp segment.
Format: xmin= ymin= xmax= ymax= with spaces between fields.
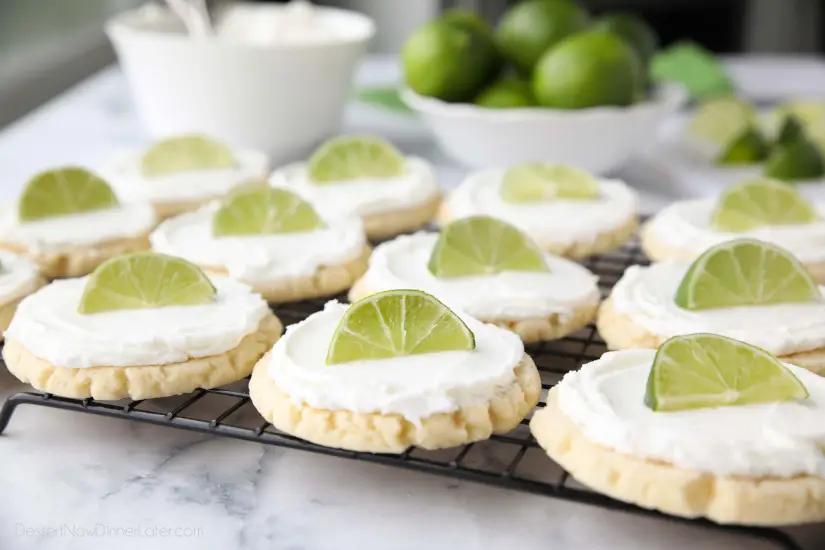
xmin=140 ymin=135 xmax=235 ymax=178
xmin=307 ymin=135 xmax=406 ymax=183
xmin=212 ymin=187 xmax=325 ymax=236
xmin=710 ymin=177 xmax=819 ymax=232
xmin=18 ymin=167 xmax=118 ymax=222
xmin=500 ymin=163 xmax=599 ymax=203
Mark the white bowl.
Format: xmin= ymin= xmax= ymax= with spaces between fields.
xmin=106 ymin=3 xmax=374 ymax=164
xmin=401 ymin=84 xmax=687 ymax=174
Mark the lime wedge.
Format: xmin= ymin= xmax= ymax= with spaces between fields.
xmin=710 ymin=177 xmax=819 ymax=232
xmin=674 ymin=239 xmax=819 ymax=310
xmin=715 ymin=127 xmax=769 ymax=165
xmin=78 ymin=252 xmax=216 ymax=314
xmin=307 ymin=135 xmax=406 ymax=183
xmin=500 ymin=163 xmax=599 ymax=203
xmin=140 ymin=135 xmax=235 ymax=178
xmin=769 ymin=100 xmax=825 ymax=132
xmin=645 ymin=333 xmax=808 ymax=412
xmin=326 ymin=289 xmax=476 ymax=364
xmin=428 ymin=216 xmax=548 ymax=278
xmin=212 ymin=187 xmax=325 ymax=237
xmin=18 ymin=167 xmax=118 ymax=222
xmin=775 ymin=115 xmax=806 ymax=147
xmin=764 ymin=137 xmax=825 ymax=181
xmin=688 ymin=95 xmax=756 ymax=146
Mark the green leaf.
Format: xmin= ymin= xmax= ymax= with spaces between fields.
xmin=354 ymin=86 xmax=415 ymax=116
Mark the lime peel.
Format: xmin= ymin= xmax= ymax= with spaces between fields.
xmin=212 ymin=187 xmax=325 ymax=237
xmin=18 ymin=167 xmax=118 ymax=222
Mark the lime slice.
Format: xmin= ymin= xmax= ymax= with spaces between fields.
xmin=645 ymin=333 xmax=808 ymax=412
xmin=78 ymin=252 xmax=216 ymax=314
xmin=499 ymin=163 xmax=599 ymax=203
xmin=428 ymin=216 xmax=548 ymax=278
xmin=18 ymin=167 xmax=118 ymax=222
xmin=710 ymin=177 xmax=819 ymax=232
xmin=775 ymin=115 xmax=806 ymax=147
xmin=688 ymin=95 xmax=756 ymax=146
xmin=674 ymin=239 xmax=819 ymax=311
xmin=307 ymin=135 xmax=406 ymax=183
xmin=768 ymin=100 xmax=825 ymax=134
xmin=764 ymin=137 xmax=825 ymax=181
xmin=212 ymin=187 xmax=325 ymax=237
xmin=714 ymin=127 xmax=769 ymax=165
xmin=326 ymin=289 xmax=475 ymax=364
xmin=140 ymin=135 xmax=235 ymax=178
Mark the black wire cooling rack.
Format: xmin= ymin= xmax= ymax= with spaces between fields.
xmin=0 ymin=238 xmax=807 ymax=550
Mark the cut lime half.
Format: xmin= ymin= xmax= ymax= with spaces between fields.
xmin=500 ymin=163 xmax=599 ymax=203
xmin=18 ymin=167 xmax=118 ymax=222
xmin=212 ymin=187 xmax=325 ymax=237
xmin=428 ymin=216 xmax=548 ymax=278
xmin=645 ymin=333 xmax=808 ymax=412
xmin=78 ymin=252 xmax=216 ymax=314
xmin=710 ymin=177 xmax=819 ymax=232
xmin=674 ymin=239 xmax=819 ymax=311
xmin=326 ymin=289 xmax=476 ymax=364
xmin=140 ymin=135 xmax=235 ymax=178
xmin=688 ymin=95 xmax=756 ymax=146
xmin=307 ymin=135 xmax=406 ymax=183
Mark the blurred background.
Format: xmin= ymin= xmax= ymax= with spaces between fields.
xmin=0 ymin=0 xmax=822 ymax=128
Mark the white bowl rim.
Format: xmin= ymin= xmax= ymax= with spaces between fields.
xmin=106 ymin=3 xmax=376 ymax=51
xmin=400 ymin=82 xmax=688 ymax=122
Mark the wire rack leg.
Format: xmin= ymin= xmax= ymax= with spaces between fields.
xmin=0 ymin=392 xmax=32 ymax=434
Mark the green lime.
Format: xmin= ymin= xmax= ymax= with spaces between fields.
xmin=645 ymin=333 xmax=808 ymax=412
xmin=212 ymin=187 xmax=325 ymax=237
xmin=532 ymin=30 xmax=642 ymax=109
xmin=78 ymin=252 xmax=216 ymax=314
xmin=18 ymin=167 xmax=118 ymax=222
xmin=500 ymin=163 xmax=599 ymax=202
xmin=688 ymin=95 xmax=756 ymax=146
xmin=326 ymin=289 xmax=476 ymax=364
xmin=674 ymin=239 xmax=819 ymax=311
xmin=496 ymin=0 xmax=589 ymax=74
xmin=474 ymin=77 xmax=535 ymax=108
xmin=769 ymin=100 xmax=825 ymax=134
xmin=775 ymin=115 xmax=806 ymax=147
xmin=715 ymin=127 xmax=769 ymax=165
xmin=440 ymin=9 xmax=502 ymax=86
xmin=592 ymin=12 xmax=659 ymax=67
xmin=764 ymin=137 xmax=825 ymax=181
xmin=428 ymin=216 xmax=548 ymax=278
xmin=140 ymin=135 xmax=235 ymax=178
xmin=711 ymin=178 xmax=819 ymax=232
xmin=307 ymin=135 xmax=405 ymax=183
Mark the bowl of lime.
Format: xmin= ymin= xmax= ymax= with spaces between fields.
xmin=400 ymin=2 xmax=686 ymax=173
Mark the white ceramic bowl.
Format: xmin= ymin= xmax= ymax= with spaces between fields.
xmin=402 ymin=84 xmax=687 ymax=174
xmin=106 ymin=3 xmax=374 ymax=164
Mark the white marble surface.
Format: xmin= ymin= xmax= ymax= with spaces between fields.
xmin=0 ymin=58 xmax=823 ymax=550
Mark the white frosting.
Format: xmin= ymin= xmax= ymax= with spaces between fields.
xmin=611 ymin=261 xmax=825 ymax=356
xmin=267 ymin=302 xmax=524 ymax=421
xmin=0 ymin=203 xmax=157 ymax=250
xmin=5 ymin=277 xmax=270 ymax=368
xmin=557 ymin=348 xmax=825 ymax=477
xmin=150 ymin=205 xmax=367 ymax=285
xmin=270 ymin=157 xmax=440 ymax=217
xmin=104 ymin=149 xmax=269 ymax=205
xmin=360 ymin=232 xmax=600 ymax=321
xmin=0 ymin=251 xmax=40 ymax=306
xmin=647 ymin=198 xmax=825 ymax=263
xmin=445 ymin=170 xmax=639 ymax=247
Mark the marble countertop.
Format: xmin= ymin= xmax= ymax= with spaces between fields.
xmin=0 ymin=58 xmax=823 ymax=550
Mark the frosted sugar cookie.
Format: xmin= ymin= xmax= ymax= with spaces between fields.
xmin=0 ymin=167 xmax=156 ymax=278
xmin=532 ymin=334 xmax=825 ymax=526
xmin=350 ymin=216 xmax=600 ymax=343
xmin=0 ymin=251 xmax=44 ymax=340
xmin=437 ymin=163 xmax=639 ymax=259
xmin=270 ymin=135 xmax=441 ymax=239
xmin=104 ymin=135 xmax=269 ymax=219
xmin=151 ymin=186 xmax=370 ymax=303
xmin=642 ymin=178 xmax=825 ymax=281
xmin=599 ymin=238 xmax=825 ymax=373
xmin=250 ymin=290 xmax=541 ymax=453
xmin=3 ymin=253 xmax=282 ymax=400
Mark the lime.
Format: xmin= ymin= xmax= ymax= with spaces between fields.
xmin=775 ymin=115 xmax=806 ymax=147
xmin=645 ymin=333 xmax=808 ymax=412
xmin=764 ymin=137 xmax=825 ymax=181
xmin=212 ymin=187 xmax=325 ymax=237
xmin=140 ymin=135 xmax=235 ymax=178
xmin=500 ymin=163 xmax=599 ymax=202
xmin=78 ymin=252 xmax=216 ymax=314
xmin=307 ymin=135 xmax=405 ymax=183
xmin=496 ymin=0 xmax=589 ymax=74
xmin=674 ymin=239 xmax=819 ymax=311
xmin=711 ymin=178 xmax=819 ymax=232
xmin=769 ymin=100 xmax=825 ymax=134
xmin=474 ymin=77 xmax=535 ymax=108
xmin=592 ymin=12 xmax=659 ymax=68
xmin=326 ymin=289 xmax=475 ymax=364
xmin=532 ymin=30 xmax=642 ymax=109
xmin=18 ymin=167 xmax=118 ymax=222
xmin=715 ymin=127 xmax=769 ymax=165
xmin=688 ymin=95 xmax=756 ymax=146
xmin=428 ymin=216 xmax=547 ymax=278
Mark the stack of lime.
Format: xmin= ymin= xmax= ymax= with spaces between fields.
xmin=402 ymin=2 xmax=658 ymax=110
